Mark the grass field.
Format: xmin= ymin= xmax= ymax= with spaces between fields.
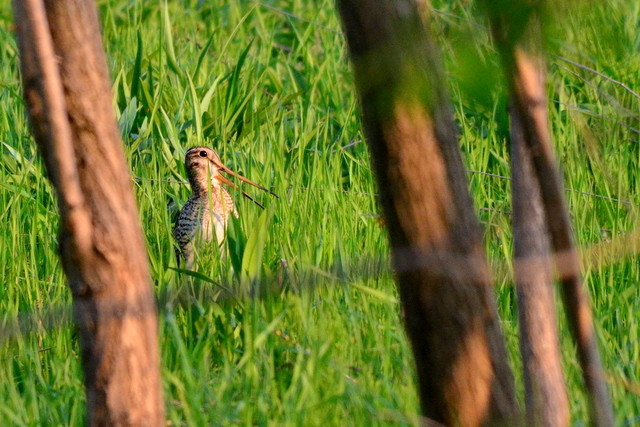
xmin=1 ymin=0 xmax=639 ymax=425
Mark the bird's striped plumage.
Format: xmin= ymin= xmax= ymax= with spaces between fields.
xmin=173 ymin=146 xmax=275 ymax=269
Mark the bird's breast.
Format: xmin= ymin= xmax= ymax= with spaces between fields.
xmin=175 ymin=188 xmax=235 ymax=247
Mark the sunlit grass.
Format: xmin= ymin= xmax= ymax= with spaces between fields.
xmin=1 ymin=0 xmax=639 ymax=425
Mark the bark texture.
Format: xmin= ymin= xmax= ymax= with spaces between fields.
xmin=510 ymin=103 xmax=569 ymax=426
xmin=484 ymin=3 xmax=614 ymax=425
xmin=13 ymin=0 xmax=164 ymax=425
xmin=336 ymin=1 xmax=518 ymax=424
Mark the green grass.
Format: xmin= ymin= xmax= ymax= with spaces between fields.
xmin=1 ymin=0 xmax=639 ymax=425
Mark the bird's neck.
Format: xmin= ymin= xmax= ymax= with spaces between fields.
xmin=189 ymin=176 xmax=222 ymax=199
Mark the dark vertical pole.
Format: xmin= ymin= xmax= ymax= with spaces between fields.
xmin=336 ymin=1 xmax=518 ymax=424
xmin=511 ymin=102 xmax=569 ymax=426
xmin=484 ymin=2 xmax=614 ymax=424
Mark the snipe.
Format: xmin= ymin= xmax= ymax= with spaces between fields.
xmin=173 ymin=146 xmax=276 ymax=269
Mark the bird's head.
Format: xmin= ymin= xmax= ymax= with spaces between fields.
xmin=184 ymin=146 xmax=278 ymax=205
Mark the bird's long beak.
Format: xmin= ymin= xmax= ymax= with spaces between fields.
xmin=211 ymin=160 xmax=279 ymax=208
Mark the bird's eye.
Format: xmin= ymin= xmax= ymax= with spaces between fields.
xmin=199 ymin=150 xmax=208 ymax=158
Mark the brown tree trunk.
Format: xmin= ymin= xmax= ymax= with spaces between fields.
xmin=511 ymin=48 xmax=613 ymax=427
xmin=484 ymin=3 xmax=614 ymax=425
xmin=13 ymin=0 xmax=164 ymax=425
xmin=336 ymin=1 xmax=519 ymax=424
xmin=510 ymin=103 xmax=569 ymax=426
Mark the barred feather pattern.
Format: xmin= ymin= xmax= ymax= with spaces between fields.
xmin=173 ymin=146 xmax=239 ymax=269
xmin=173 ymin=185 xmax=239 ymax=269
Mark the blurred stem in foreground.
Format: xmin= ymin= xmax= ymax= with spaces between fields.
xmin=510 ymin=99 xmax=570 ymax=426
xmin=13 ymin=0 xmax=164 ymax=425
xmin=336 ymin=0 xmax=519 ymax=424
xmin=482 ymin=0 xmax=614 ymax=425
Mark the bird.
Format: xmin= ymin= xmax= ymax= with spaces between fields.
xmin=173 ymin=146 xmax=277 ymax=269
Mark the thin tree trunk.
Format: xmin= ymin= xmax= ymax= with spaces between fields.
xmin=510 ymin=103 xmax=569 ymax=426
xmin=511 ymin=46 xmax=613 ymax=427
xmin=13 ymin=0 xmax=164 ymax=425
xmin=336 ymin=1 xmax=519 ymax=424
xmin=484 ymin=3 xmax=614 ymax=425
